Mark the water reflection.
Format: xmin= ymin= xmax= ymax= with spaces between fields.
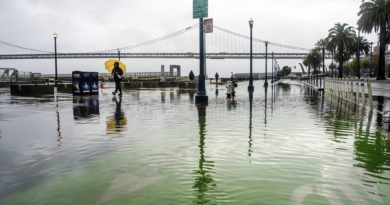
xmin=106 ymin=97 xmax=127 ymax=136
xmin=193 ymin=105 xmax=216 ymax=204
xmin=73 ymin=96 xmax=100 ymax=120
xmin=264 ymin=87 xmax=268 ymax=125
xmin=161 ymin=91 xmax=166 ymax=103
xmin=305 ymin=85 xmax=388 ymax=202
xmin=248 ymin=91 xmax=253 ymax=159
xmin=56 ymin=110 xmax=62 ymax=147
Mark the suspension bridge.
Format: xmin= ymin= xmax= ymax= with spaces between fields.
xmin=0 ymin=24 xmax=334 ymax=60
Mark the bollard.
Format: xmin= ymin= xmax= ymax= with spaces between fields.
xmin=350 ymin=79 xmax=354 ymax=103
xmin=361 ymin=79 xmax=366 ymax=106
xmin=367 ymin=78 xmax=374 ymax=110
xmin=348 ymin=79 xmax=352 ymax=108
xmin=356 ymin=80 xmax=360 ymax=105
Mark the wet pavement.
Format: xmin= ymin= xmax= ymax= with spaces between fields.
xmin=0 ymin=80 xmax=389 ymax=205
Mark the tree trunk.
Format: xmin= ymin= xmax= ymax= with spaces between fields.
xmin=378 ymin=22 xmax=387 ymax=80
xmin=338 ymin=44 xmax=344 ymax=78
xmin=322 ymin=47 xmax=325 ymax=74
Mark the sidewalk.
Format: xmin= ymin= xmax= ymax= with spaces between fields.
xmin=370 ymin=79 xmax=390 ymax=97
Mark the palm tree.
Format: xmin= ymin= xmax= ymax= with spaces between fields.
xmin=357 ymin=0 xmax=390 ymax=80
xmin=328 ymin=23 xmax=356 ymax=78
xmin=315 ymin=38 xmax=329 ymax=74
xmin=351 ymin=36 xmax=370 ymax=56
xmin=303 ymin=48 xmax=322 ymax=75
xmin=326 ymin=37 xmax=338 ymax=77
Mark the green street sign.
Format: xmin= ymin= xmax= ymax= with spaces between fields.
xmin=193 ymin=0 xmax=208 ymax=19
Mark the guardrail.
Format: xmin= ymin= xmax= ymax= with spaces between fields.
xmin=324 ymin=78 xmax=373 ymax=110
xmin=298 ymin=74 xmax=326 ymax=90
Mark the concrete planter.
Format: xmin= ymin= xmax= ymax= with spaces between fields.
xmin=169 ymin=82 xmax=180 ymax=87
xmin=157 ymin=82 xmax=170 ymax=87
xmin=57 ymin=84 xmax=73 ymax=92
xmin=142 ymin=82 xmax=158 ymax=88
xmin=123 ymin=82 xmax=141 ymax=89
xmin=179 ymin=82 xmax=198 ymax=89
xmin=10 ymin=84 xmax=54 ymax=95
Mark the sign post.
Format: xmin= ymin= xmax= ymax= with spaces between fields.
xmin=193 ymin=0 xmax=208 ymax=104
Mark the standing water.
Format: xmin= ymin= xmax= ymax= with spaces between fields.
xmin=0 ymin=80 xmax=389 ymax=204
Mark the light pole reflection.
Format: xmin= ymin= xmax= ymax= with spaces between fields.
xmin=193 ymin=105 xmax=216 ymax=204
xmin=248 ymin=91 xmax=253 ymax=159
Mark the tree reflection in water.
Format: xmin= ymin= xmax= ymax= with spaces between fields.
xmin=313 ymin=89 xmax=390 ymax=177
xmin=193 ymin=105 xmax=217 ymax=204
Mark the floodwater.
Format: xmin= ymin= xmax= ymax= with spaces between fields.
xmin=0 ymin=80 xmax=389 ymax=205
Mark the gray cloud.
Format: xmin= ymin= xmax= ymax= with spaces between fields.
xmin=0 ymin=0 xmax=379 ymax=77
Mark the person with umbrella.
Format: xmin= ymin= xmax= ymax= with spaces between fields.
xmin=189 ymin=70 xmax=195 ymax=82
xmin=112 ymin=62 xmax=124 ymax=97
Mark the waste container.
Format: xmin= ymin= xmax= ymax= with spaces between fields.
xmin=91 ymin=72 xmax=99 ymax=94
xmin=72 ymin=71 xmax=83 ymax=94
xmin=72 ymin=71 xmax=99 ymax=95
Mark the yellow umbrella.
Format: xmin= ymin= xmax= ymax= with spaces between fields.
xmin=104 ymin=59 xmax=127 ymax=73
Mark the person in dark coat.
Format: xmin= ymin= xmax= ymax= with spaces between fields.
xmin=215 ymin=72 xmax=219 ymax=84
xmin=112 ymin=62 xmax=124 ymax=97
xmin=189 ymin=70 xmax=195 ymax=82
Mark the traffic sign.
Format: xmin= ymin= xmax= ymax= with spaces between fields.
xmin=204 ymin=18 xmax=213 ymax=33
xmin=193 ymin=0 xmax=208 ymax=19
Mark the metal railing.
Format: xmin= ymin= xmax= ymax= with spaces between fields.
xmin=40 ymin=72 xmax=178 ymax=78
xmin=299 ymin=74 xmax=326 ymax=89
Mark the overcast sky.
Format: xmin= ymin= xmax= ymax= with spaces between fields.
xmin=0 ymin=0 xmax=380 ymax=77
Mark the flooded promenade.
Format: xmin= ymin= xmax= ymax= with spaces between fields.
xmin=0 ymin=80 xmax=389 ymax=204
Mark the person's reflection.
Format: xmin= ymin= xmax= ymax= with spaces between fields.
xmin=215 ymin=88 xmax=218 ymax=98
xmin=193 ymin=105 xmax=216 ymax=204
xmin=189 ymin=92 xmax=195 ymax=102
xmin=248 ymin=91 xmax=253 ymax=159
xmin=106 ymin=97 xmax=127 ymax=137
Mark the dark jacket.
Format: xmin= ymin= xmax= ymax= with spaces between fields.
xmin=215 ymin=73 xmax=219 ymax=79
xmin=112 ymin=67 xmax=124 ymax=81
xmin=189 ymin=71 xmax=194 ymax=80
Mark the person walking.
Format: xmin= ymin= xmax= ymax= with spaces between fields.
xmin=189 ymin=70 xmax=195 ymax=82
xmin=231 ymin=72 xmax=234 ymax=81
xmin=112 ymin=62 xmax=124 ymax=97
xmin=215 ymin=72 xmax=219 ymax=85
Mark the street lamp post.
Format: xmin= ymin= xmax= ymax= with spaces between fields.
xmin=195 ymin=18 xmax=208 ymax=104
xmin=349 ymin=27 xmax=361 ymax=79
xmin=248 ymin=18 xmax=254 ymax=91
xmin=264 ymin=40 xmax=268 ymax=87
xmin=53 ymin=32 xmax=58 ymax=86
xmin=370 ymin=42 xmax=373 ymax=78
xmin=118 ymin=49 xmax=120 ymax=61
xmin=271 ymin=52 xmax=274 ymax=83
